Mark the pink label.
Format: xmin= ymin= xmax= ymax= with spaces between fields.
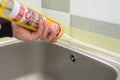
xmin=25 ymin=11 xmax=32 ymax=20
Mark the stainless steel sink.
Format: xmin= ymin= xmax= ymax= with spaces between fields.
xmin=0 ymin=40 xmax=119 ymax=80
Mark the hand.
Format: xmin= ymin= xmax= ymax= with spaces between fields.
xmin=12 ymin=18 xmax=57 ymax=43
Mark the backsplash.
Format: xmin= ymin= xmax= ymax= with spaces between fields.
xmin=70 ymin=0 xmax=120 ymax=25
xmin=41 ymin=0 xmax=120 ymax=40
xmin=70 ymin=15 xmax=120 ymax=39
xmin=42 ymin=0 xmax=70 ymax=13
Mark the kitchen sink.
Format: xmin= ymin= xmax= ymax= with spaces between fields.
xmin=0 ymin=40 xmax=119 ymax=80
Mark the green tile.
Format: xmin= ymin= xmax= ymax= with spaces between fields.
xmin=70 ymin=15 xmax=120 ymax=39
xmin=42 ymin=0 xmax=70 ymax=13
xmin=115 ymin=27 xmax=120 ymax=39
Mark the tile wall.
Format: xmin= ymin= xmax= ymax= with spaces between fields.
xmin=41 ymin=0 xmax=120 ymax=39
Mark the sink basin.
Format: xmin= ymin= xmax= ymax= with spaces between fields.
xmin=0 ymin=41 xmax=119 ymax=80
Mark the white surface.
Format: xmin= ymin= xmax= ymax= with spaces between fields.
xmin=42 ymin=8 xmax=70 ymax=26
xmin=17 ymin=0 xmax=41 ymax=11
xmin=70 ymin=0 xmax=120 ymax=24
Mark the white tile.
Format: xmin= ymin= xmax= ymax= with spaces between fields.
xmin=17 ymin=0 xmax=41 ymax=11
xmin=70 ymin=0 xmax=120 ymax=25
xmin=42 ymin=8 xmax=70 ymax=26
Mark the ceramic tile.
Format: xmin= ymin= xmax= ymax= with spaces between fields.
xmin=70 ymin=15 xmax=120 ymax=39
xmin=42 ymin=8 xmax=70 ymax=26
xmin=42 ymin=0 xmax=70 ymax=12
xmin=70 ymin=0 xmax=120 ymax=25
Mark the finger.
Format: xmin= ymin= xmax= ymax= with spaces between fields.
xmin=41 ymin=18 xmax=48 ymax=38
xmin=37 ymin=18 xmax=44 ymax=37
xmin=30 ymin=18 xmax=44 ymax=40
xmin=42 ymin=36 xmax=57 ymax=43
xmin=42 ymin=29 xmax=56 ymax=42
xmin=48 ymin=29 xmax=55 ymax=41
xmin=50 ymin=39 xmax=57 ymax=43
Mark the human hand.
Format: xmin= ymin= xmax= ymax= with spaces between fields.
xmin=12 ymin=18 xmax=57 ymax=43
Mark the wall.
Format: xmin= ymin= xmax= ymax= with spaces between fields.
xmin=70 ymin=0 xmax=120 ymax=24
xmin=17 ymin=0 xmax=41 ymax=11
xmin=41 ymin=0 xmax=120 ymax=53
xmin=41 ymin=0 xmax=120 ymax=39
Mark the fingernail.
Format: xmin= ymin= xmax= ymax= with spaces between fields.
xmin=40 ymin=16 xmax=46 ymax=21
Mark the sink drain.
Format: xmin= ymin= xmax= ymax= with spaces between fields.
xmin=70 ymin=55 xmax=76 ymax=62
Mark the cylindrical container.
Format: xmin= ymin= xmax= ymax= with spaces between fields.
xmin=0 ymin=0 xmax=64 ymax=40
